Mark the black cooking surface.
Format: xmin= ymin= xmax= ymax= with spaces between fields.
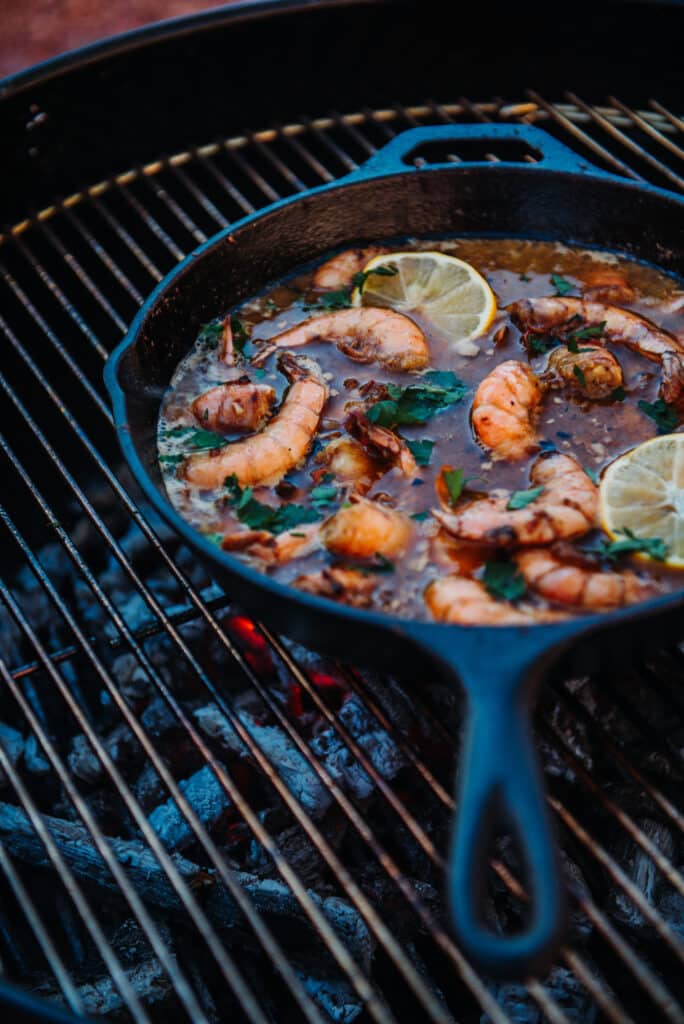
xmin=1 ymin=1 xmax=684 ymax=1022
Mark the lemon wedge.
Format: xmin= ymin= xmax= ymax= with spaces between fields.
xmin=599 ymin=434 xmax=684 ymax=567
xmin=352 ymin=250 xmax=497 ymax=356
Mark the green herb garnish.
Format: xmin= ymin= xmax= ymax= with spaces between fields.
xmin=611 ymin=386 xmax=626 ymax=402
xmin=264 ymin=299 xmax=279 ymax=313
xmin=411 ymin=510 xmax=430 ymax=521
xmin=442 ymin=468 xmax=466 ymax=506
xmin=584 ymin=466 xmax=599 ymax=485
xmin=506 ymin=485 xmax=544 ymax=511
xmin=567 ymin=321 xmax=606 ymax=343
xmin=597 ymin=527 xmax=668 ymax=563
xmin=367 ymin=371 xmax=466 ymax=427
xmin=551 ymin=274 xmax=574 ymax=296
xmin=638 ymin=398 xmax=678 ymax=434
xmin=310 ymin=483 xmax=339 ymax=508
xmin=482 ymin=560 xmax=526 ymax=601
xmin=404 ymin=437 xmax=434 ymax=467
xmin=204 ymin=532 xmax=224 ymax=547
xmin=159 ymin=453 xmax=185 ymax=466
xmin=351 ymin=263 xmax=398 ymax=293
xmin=529 ymin=334 xmax=557 ymax=355
xmin=224 ymin=474 xmax=320 ymax=534
xmin=573 ymin=364 xmax=587 ymax=388
xmin=164 ymin=425 xmax=225 ymax=450
xmin=230 ymin=315 xmax=250 ymax=353
xmin=198 ymin=321 xmax=223 ymax=349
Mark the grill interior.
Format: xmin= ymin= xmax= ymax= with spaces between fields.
xmin=1 ymin=82 xmax=684 ymax=1024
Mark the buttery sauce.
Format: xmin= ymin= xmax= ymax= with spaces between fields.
xmin=158 ymin=238 xmax=684 ymax=621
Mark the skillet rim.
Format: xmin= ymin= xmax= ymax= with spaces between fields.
xmin=105 ymin=160 xmax=684 ymax=648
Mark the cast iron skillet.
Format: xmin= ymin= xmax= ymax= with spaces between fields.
xmin=106 ymin=123 xmax=684 ymax=978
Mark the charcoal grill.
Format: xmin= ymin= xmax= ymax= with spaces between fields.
xmin=1 ymin=1 xmax=684 ymax=1021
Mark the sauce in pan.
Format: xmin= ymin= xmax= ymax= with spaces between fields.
xmin=158 ymin=238 xmax=684 ymax=624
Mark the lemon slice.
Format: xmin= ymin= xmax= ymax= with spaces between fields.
xmin=599 ymin=434 xmax=684 ymax=567
xmin=352 ymin=250 xmax=497 ymax=356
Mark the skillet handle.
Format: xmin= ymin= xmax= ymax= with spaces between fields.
xmin=406 ymin=626 xmax=569 ymax=977
xmin=343 ymin=124 xmax=609 ymax=182
xmin=452 ymin=668 xmax=565 ymax=977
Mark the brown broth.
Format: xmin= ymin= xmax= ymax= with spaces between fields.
xmin=158 ymin=237 xmax=684 ymax=622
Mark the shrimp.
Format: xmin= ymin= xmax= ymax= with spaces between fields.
xmin=295 ymin=566 xmax=378 ymax=607
xmin=543 ymin=343 xmax=623 ymax=399
xmin=183 ymin=353 xmax=327 ymax=488
xmin=345 ymin=408 xmax=417 ymax=477
xmin=581 ymin=268 xmax=635 ymax=305
xmin=192 ymin=379 xmax=276 ymax=433
xmin=313 ymin=247 xmax=383 ymax=290
xmin=253 ymin=307 xmax=429 ymax=372
xmin=433 ymin=453 xmax=597 ymax=547
xmin=509 ymin=297 xmax=684 ymax=409
xmin=315 ymin=436 xmax=378 ymax=489
xmin=471 ymin=360 xmax=544 ymax=460
xmin=424 ymin=576 xmax=562 ymax=625
xmin=323 ymin=498 xmax=413 ymax=559
xmin=221 ymin=523 xmax=321 ymax=564
xmin=516 ymin=547 xmax=659 ymax=609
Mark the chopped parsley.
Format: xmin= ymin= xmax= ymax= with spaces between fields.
xmin=197 ymin=320 xmax=223 ymax=349
xmin=310 ymin=482 xmax=339 ymax=509
xmin=528 ymin=334 xmax=558 ymax=355
xmin=584 ymin=465 xmax=599 ymax=485
xmin=158 ymin=453 xmax=185 ymax=466
xmin=482 ymin=559 xmax=526 ymax=601
xmin=224 ymin=474 xmax=320 ymax=534
xmin=164 ymin=425 xmax=226 ymax=450
xmin=507 ymin=485 xmax=544 ymax=511
xmin=442 ymin=468 xmax=466 ymax=506
xmin=573 ymin=364 xmax=587 ymax=389
xmin=596 ymin=528 xmax=668 ymax=563
xmin=366 ymin=371 xmax=466 ymax=427
xmin=410 ymin=510 xmax=431 ymax=521
xmin=264 ymin=299 xmax=279 ymax=313
xmin=638 ymin=398 xmax=678 ymax=434
xmin=203 ymin=532 xmax=224 ymax=547
xmin=567 ymin=321 xmax=606 ymax=343
xmin=551 ymin=274 xmax=574 ymax=296
xmin=305 ymin=263 xmax=398 ymax=311
xmin=230 ymin=315 xmax=250 ymax=353
xmin=611 ymin=386 xmax=626 ymax=402
xmin=404 ymin=437 xmax=434 ymax=467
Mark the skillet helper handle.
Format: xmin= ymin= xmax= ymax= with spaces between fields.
xmin=343 ymin=123 xmax=605 ymax=181
xmin=451 ymin=675 xmax=565 ymax=977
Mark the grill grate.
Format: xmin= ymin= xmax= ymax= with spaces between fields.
xmin=0 ymin=94 xmax=683 ymax=1024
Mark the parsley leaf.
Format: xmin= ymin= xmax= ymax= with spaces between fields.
xmin=638 ymin=398 xmax=678 ymax=434
xmin=198 ymin=321 xmax=223 ymax=350
xmin=366 ymin=371 xmax=466 ymax=427
xmin=551 ymin=274 xmax=574 ymax=296
xmin=305 ymin=288 xmax=353 ymax=311
xmin=482 ymin=560 xmax=526 ymax=601
xmin=611 ymin=386 xmax=626 ymax=402
xmin=410 ymin=510 xmax=431 ymax=521
xmin=224 ymin=474 xmax=320 ymax=534
xmin=573 ymin=364 xmax=587 ymax=389
xmin=159 ymin=453 xmax=185 ymax=466
xmin=230 ymin=315 xmax=250 ymax=353
xmin=442 ymin=468 xmax=465 ymax=506
xmin=310 ymin=483 xmax=339 ymax=508
xmin=584 ymin=465 xmax=599 ymax=485
xmin=566 ymin=338 xmax=594 ymax=354
xmin=567 ymin=321 xmax=606 ymax=342
xmin=203 ymin=532 xmax=224 ymax=547
xmin=507 ymin=485 xmax=544 ymax=511
xmin=598 ymin=528 xmax=668 ymax=563
xmin=351 ymin=263 xmax=398 ymax=293
xmin=528 ymin=334 xmax=557 ymax=355
xmin=404 ymin=437 xmax=434 ymax=466
xmin=164 ymin=426 xmax=225 ymax=450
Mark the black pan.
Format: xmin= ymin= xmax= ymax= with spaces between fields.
xmin=105 ymin=123 xmax=684 ymax=978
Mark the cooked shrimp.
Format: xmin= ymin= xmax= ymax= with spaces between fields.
xmin=254 ymin=307 xmax=429 ymax=372
xmin=433 ymin=453 xmax=597 ymax=547
xmin=316 ymin=436 xmax=378 ymax=488
xmin=544 ymin=343 xmax=623 ymax=399
xmin=313 ymin=247 xmax=383 ymax=290
xmin=345 ymin=408 xmax=417 ymax=477
xmin=192 ymin=379 xmax=276 ymax=433
xmin=471 ymin=360 xmax=544 ymax=460
xmin=183 ymin=353 xmax=327 ymax=488
xmin=510 ymin=297 xmax=684 ymax=409
xmin=221 ymin=523 xmax=321 ymax=564
xmin=323 ymin=498 xmax=412 ymax=559
xmin=425 ymin=576 xmax=561 ymax=625
xmin=516 ymin=547 xmax=658 ymax=609
xmin=429 ymin=532 xmax=490 ymax=574
xmin=294 ymin=566 xmax=378 ymax=607
xmin=581 ymin=268 xmax=635 ymax=305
